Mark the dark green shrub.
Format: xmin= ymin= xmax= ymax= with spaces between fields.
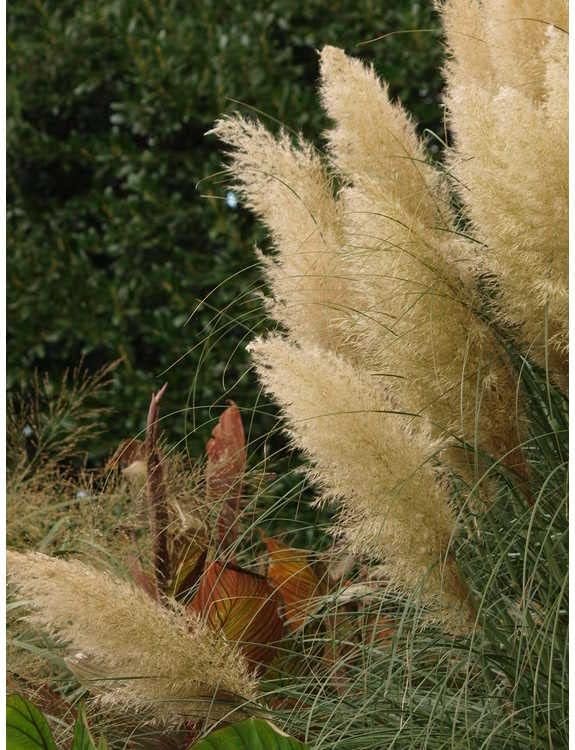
xmin=8 ymin=0 xmax=443 ymax=460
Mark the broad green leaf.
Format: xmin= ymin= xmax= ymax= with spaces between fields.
xmin=6 ymin=694 xmax=57 ymax=750
xmin=189 ymin=717 xmax=307 ymax=750
xmin=71 ymin=706 xmax=104 ymax=750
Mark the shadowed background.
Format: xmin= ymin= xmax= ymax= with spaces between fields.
xmin=8 ymin=0 xmax=443 ymax=461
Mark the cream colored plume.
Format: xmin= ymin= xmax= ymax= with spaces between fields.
xmin=7 ymin=550 xmax=257 ymax=722
xmin=319 ymin=45 xmax=452 ymax=237
xmin=481 ymin=0 xmax=567 ymax=102
xmin=441 ymin=0 xmax=568 ymax=388
xmin=319 ymin=45 xmax=524 ymax=482
xmin=439 ymin=0 xmax=494 ymax=92
xmin=250 ymin=335 xmax=475 ymax=634
xmin=210 ymin=115 xmax=356 ymax=356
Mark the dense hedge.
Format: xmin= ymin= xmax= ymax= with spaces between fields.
xmin=8 ymin=0 xmax=443 ymax=460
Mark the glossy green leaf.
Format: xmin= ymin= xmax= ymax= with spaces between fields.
xmin=71 ymin=706 xmax=105 ymax=750
xmin=6 ymin=694 xmax=57 ymax=750
xmin=189 ymin=718 xmax=307 ymax=750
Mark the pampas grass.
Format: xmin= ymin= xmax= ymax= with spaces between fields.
xmin=210 ymin=116 xmax=356 ymax=358
xmin=6 ymin=2 xmax=567 ymax=747
xmin=318 ymin=45 xmax=525 ymax=482
xmin=251 ymin=335 xmax=474 ymax=634
xmin=212 ymin=0 xmax=566 ymax=637
xmin=441 ymin=0 xmax=568 ymax=388
xmin=8 ymin=551 xmax=258 ymax=723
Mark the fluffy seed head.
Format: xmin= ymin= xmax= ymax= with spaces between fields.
xmin=441 ymin=0 xmax=568 ymax=387
xmin=319 ymin=45 xmax=525 ymax=480
xmin=250 ymin=335 xmax=475 ymax=634
xmin=7 ymin=551 xmax=258 ymax=723
xmin=211 ymin=115 xmax=356 ymax=356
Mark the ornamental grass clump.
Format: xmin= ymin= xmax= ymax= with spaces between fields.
xmin=7 ymin=387 xmax=297 ymax=744
xmin=212 ymin=0 xmax=567 ymax=636
xmin=317 ymin=44 xmax=526 ymax=481
xmin=6 ymin=2 xmax=568 ymax=748
xmin=250 ymin=337 xmax=474 ymax=634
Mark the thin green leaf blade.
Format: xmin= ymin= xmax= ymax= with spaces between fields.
xmin=189 ymin=718 xmax=307 ymax=750
xmin=6 ymin=694 xmax=58 ymax=750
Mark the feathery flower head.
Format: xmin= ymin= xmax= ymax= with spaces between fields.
xmin=250 ymin=335 xmax=475 ymax=634
xmin=7 ymin=550 xmax=258 ymax=723
xmin=441 ymin=0 xmax=568 ymax=387
xmin=210 ymin=115 xmax=356 ymax=356
xmin=319 ymin=43 xmax=525 ymax=483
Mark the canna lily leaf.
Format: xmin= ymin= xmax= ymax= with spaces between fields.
xmin=264 ymin=537 xmax=327 ymax=631
xmin=127 ymin=556 xmax=159 ymax=601
xmin=105 ymin=438 xmax=146 ymax=485
xmin=189 ymin=561 xmax=284 ymax=671
xmin=105 ymin=437 xmax=146 ymax=470
xmin=170 ymin=538 xmax=207 ymax=601
xmin=206 ymin=403 xmax=247 ymax=500
xmin=188 ymin=717 xmax=308 ymax=749
xmin=71 ymin=706 xmax=105 ymax=750
xmin=6 ymin=694 xmax=57 ymax=750
xmin=6 ymin=698 xmax=107 ymax=750
xmin=206 ymin=403 xmax=247 ymax=550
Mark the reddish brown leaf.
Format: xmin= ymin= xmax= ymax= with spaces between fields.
xmin=189 ymin=561 xmax=284 ymax=672
xmin=128 ymin=556 xmax=158 ymax=601
xmin=264 ymin=536 xmax=326 ymax=632
xmin=169 ymin=537 xmax=207 ymax=601
xmin=206 ymin=402 xmax=246 ymax=498
xmin=206 ymin=403 xmax=247 ymax=550
xmin=105 ymin=438 xmax=149 ymax=486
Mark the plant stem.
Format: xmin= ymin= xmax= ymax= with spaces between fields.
xmin=146 ymin=382 xmax=170 ymax=594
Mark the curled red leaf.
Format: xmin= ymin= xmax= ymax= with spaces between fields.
xmin=105 ymin=438 xmax=146 ymax=471
xmin=206 ymin=402 xmax=247 ymax=551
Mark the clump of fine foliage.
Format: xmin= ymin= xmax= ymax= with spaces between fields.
xmin=209 ymin=0 xmax=568 ymax=744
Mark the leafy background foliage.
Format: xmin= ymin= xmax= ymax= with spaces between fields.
xmin=8 ymin=0 xmax=443 ymax=461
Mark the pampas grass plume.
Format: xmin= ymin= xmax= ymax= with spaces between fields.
xmin=441 ymin=0 xmax=568 ymax=387
xmin=250 ymin=335 xmax=475 ymax=634
xmin=210 ymin=115 xmax=356 ymax=356
xmin=7 ymin=550 xmax=258 ymax=722
xmin=319 ymin=45 xmax=524 ymax=481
